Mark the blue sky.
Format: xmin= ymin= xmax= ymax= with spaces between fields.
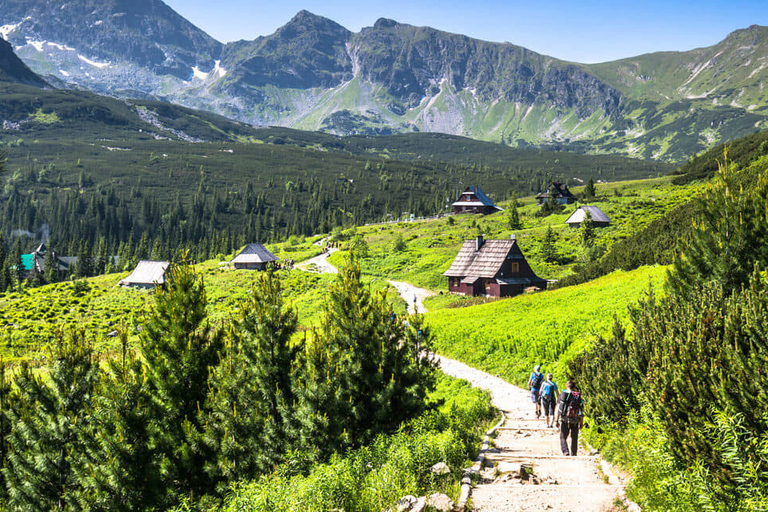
xmin=164 ymin=0 xmax=768 ymax=63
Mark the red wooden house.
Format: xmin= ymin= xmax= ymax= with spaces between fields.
xmin=452 ymin=186 xmax=502 ymax=214
xmin=443 ymin=235 xmax=546 ymax=298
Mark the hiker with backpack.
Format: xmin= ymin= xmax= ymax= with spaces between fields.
xmin=527 ymin=365 xmax=544 ymax=418
xmin=555 ymin=380 xmax=584 ymax=456
xmin=540 ymin=373 xmax=559 ymax=428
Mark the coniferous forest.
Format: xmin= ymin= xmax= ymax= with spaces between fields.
xmin=0 ymin=256 xmax=438 ymax=510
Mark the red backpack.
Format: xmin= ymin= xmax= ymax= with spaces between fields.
xmin=563 ymin=391 xmax=582 ymax=420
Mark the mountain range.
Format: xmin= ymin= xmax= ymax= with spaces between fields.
xmin=1 ymin=0 xmax=768 ymax=161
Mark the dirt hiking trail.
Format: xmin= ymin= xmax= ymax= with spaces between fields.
xmin=295 ymin=250 xmax=626 ymax=510
xmin=437 ymin=356 xmax=624 ymax=512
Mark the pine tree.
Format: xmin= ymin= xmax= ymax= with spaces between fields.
xmin=239 ymin=269 xmax=299 ymax=470
xmin=205 ymin=269 xmax=299 ymax=489
xmin=583 ymin=178 xmax=596 ymax=199
xmin=0 ymin=360 xmax=17 ymax=502
xmin=541 ymin=226 xmax=558 ymax=263
xmin=668 ymin=152 xmax=768 ymax=298
xmin=579 ymin=210 xmax=595 ymax=247
xmin=507 ymin=200 xmax=522 ymax=230
xmin=139 ymin=255 xmax=222 ymax=502
xmin=296 ymin=256 xmax=437 ymax=461
xmin=44 ymin=248 xmax=58 ymax=285
xmin=74 ymin=328 xmax=160 ymax=511
xmin=4 ymin=329 xmax=99 ymax=510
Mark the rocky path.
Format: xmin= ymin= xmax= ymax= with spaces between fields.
xmin=295 ymin=248 xmax=338 ymax=274
xmin=386 ymin=280 xmax=435 ymax=314
xmin=436 ymin=356 xmax=623 ymax=512
xmin=296 ymin=249 xmax=624 ymax=510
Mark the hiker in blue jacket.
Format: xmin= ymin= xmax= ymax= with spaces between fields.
xmin=540 ymin=373 xmax=559 ymax=428
xmin=527 ymin=364 xmax=544 ymax=418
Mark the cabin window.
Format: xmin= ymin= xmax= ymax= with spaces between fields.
xmin=510 ymin=262 xmax=519 ymax=273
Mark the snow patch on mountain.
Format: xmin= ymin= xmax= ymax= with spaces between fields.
xmin=26 ymin=39 xmax=46 ymax=52
xmin=78 ymin=55 xmax=110 ymax=69
xmin=189 ymin=60 xmax=226 ymax=81
xmin=0 ymin=22 xmax=22 ymax=41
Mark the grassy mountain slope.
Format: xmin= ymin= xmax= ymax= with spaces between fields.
xmin=4 ymin=2 xmax=768 ymax=161
xmin=587 ymin=25 xmax=768 ymax=107
xmin=0 ymin=38 xmax=48 ymax=87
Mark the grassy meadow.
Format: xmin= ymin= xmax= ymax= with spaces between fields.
xmin=426 ymin=265 xmax=667 ymax=385
xmin=329 ymin=176 xmax=699 ymax=288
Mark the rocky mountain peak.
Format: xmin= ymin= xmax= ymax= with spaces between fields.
xmin=373 ymin=18 xmax=400 ymax=30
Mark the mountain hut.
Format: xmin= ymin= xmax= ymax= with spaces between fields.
xmin=536 ymin=181 xmax=577 ymax=205
xmin=443 ymin=235 xmax=546 ymax=298
xmin=119 ymin=260 xmax=170 ymax=289
xmin=565 ymin=205 xmax=611 ymax=228
xmin=230 ymin=243 xmax=278 ymax=270
xmin=452 ymin=186 xmax=502 ymax=215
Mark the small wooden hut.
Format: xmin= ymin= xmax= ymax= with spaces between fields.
xmin=452 ymin=186 xmax=502 ymax=215
xmin=230 ymin=243 xmax=278 ymax=270
xmin=536 ymin=181 xmax=577 ymax=205
xmin=565 ymin=205 xmax=611 ymax=228
xmin=443 ymin=235 xmax=546 ymax=297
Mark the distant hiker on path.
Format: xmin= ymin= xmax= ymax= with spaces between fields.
xmin=555 ymin=380 xmax=584 ymax=456
xmin=540 ymin=373 xmax=559 ymax=428
xmin=527 ymin=365 xmax=544 ymax=418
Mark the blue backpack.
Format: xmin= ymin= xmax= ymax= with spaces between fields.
xmin=541 ymin=380 xmax=556 ymax=399
xmin=531 ymin=372 xmax=543 ymax=390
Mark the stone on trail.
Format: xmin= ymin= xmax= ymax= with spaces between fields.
xmin=496 ymin=461 xmax=522 ymax=474
xmin=426 ymin=493 xmax=454 ymax=512
xmin=430 ymin=461 xmax=451 ymax=475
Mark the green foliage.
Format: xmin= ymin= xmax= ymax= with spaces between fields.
xmin=571 ymin=153 xmax=768 ymax=510
xmin=506 ymin=200 xmax=521 ymax=230
xmin=140 ymin=257 xmax=223 ymax=502
xmin=75 ymin=328 xmax=160 ymax=510
xmin=583 ymin=178 xmax=596 ymax=199
xmin=578 ymin=210 xmax=595 ymax=247
xmin=541 ymin=226 xmax=558 ymax=263
xmin=218 ymin=374 xmax=495 ymax=512
xmin=667 ymin=153 xmax=768 ymax=298
xmin=205 ymin=269 xmax=299 ymax=488
xmin=4 ymin=329 xmax=98 ymax=510
xmin=427 ymin=266 xmax=666 ymax=386
xmin=392 ymin=233 xmax=407 ymax=252
xmin=296 ymin=256 xmax=437 ymax=461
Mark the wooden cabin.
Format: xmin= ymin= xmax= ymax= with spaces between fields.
xmin=565 ymin=205 xmax=611 ymax=228
xmin=452 ymin=186 xmax=502 ymax=215
xmin=230 ymin=243 xmax=278 ymax=270
xmin=443 ymin=235 xmax=546 ymax=298
xmin=536 ymin=181 xmax=577 ymax=205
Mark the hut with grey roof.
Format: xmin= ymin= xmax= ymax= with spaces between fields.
xmin=443 ymin=235 xmax=546 ymax=297
xmin=565 ymin=205 xmax=611 ymax=228
xmin=119 ymin=260 xmax=170 ymax=289
xmin=230 ymin=243 xmax=278 ymax=270
xmin=452 ymin=186 xmax=502 ymax=215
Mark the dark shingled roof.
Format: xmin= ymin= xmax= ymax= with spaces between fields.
xmin=443 ymin=239 xmax=516 ymax=278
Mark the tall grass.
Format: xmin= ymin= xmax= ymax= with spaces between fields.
xmin=426 ymin=266 xmax=667 ymax=385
